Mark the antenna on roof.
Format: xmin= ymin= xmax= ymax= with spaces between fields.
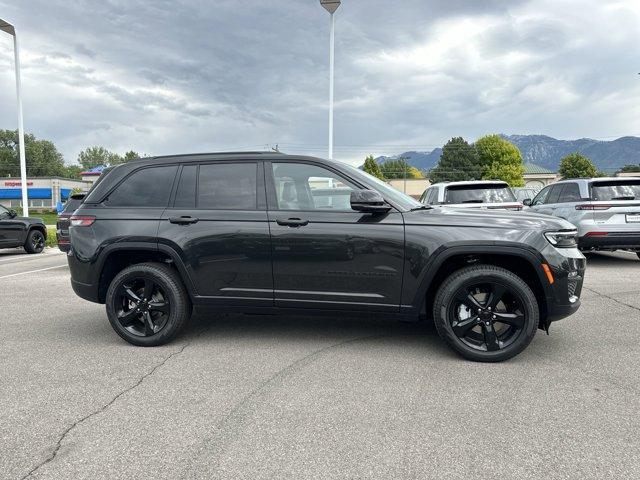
xmin=271 ymin=144 xmax=280 ymax=153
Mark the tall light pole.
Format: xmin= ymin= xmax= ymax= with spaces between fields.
xmin=1 ymin=18 xmax=29 ymax=216
xmin=320 ymin=1 xmax=340 ymax=160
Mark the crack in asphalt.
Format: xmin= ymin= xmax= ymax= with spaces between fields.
xmin=181 ymin=332 xmax=391 ymax=479
xmin=20 ymin=329 xmax=207 ymax=480
xmin=582 ymin=286 xmax=640 ymax=313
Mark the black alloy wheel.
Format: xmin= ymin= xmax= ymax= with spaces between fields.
xmin=25 ymin=230 xmax=45 ymax=254
xmin=114 ymin=277 xmax=170 ymax=337
xmin=433 ymin=265 xmax=539 ymax=362
xmin=106 ymin=262 xmax=191 ymax=346
xmin=449 ymin=282 xmax=525 ymax=353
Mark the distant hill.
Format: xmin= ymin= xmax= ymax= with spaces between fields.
xmin=374 ymin=135 xmax=640 ymax=173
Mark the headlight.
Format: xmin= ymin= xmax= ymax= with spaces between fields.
xmin=544 ymin=230 xmax=578 ymax=248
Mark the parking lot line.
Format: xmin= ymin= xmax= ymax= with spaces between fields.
xmin=0 ymin=264 xmax=67 ymax=280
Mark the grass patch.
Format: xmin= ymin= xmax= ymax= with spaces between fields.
xmin=46 ymin=228 xmax=58 ymax=247
xmin=29 ymin=211 xmax=58 ymax=225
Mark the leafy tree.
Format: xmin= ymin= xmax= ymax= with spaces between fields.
xmin=64 ymin=165 xmax=83 ymax=180
xmin=362 ymin=155 xmax=385 ymax=180
xmin=558 ymin=152 xmax=598 ymax=179
xmin=475 ymin=135 xmax=525 ymax=187
xmin=0 ymin=129 xmax=66 ymax=177
xmin=379 ymin=158 xmax=424 ymax=179
xmin=77 ymin=146 xmax=122 ymax=169
xmin=123 ymin=150 xmax=141 ymax=162
xmin=429 ymin=137 xmax=482 ymax=183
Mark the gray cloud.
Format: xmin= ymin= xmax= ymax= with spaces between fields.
xmin=0 ymin=0 xmax=638 ymax=165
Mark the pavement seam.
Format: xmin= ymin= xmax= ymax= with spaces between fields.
xmin=20 ymin=327 xmax=208 ymax=480
xmin=182 ymin=332 xmax=390 ymax=478
xmin=582 ymin=286 xmax=640 ymax=313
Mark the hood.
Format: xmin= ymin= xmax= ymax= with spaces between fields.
xmin=405 ymin=206 xmax=575 ymax=231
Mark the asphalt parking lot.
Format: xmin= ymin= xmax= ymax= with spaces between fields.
xmin=1 ymin=248 xmax=639 ymax=480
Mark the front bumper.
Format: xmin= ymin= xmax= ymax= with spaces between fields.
xmin=540 ymin=245 xmax=586 ymax=325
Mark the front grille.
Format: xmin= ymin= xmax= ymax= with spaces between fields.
xmin=567 ymin=279 xmax=578 ymax=297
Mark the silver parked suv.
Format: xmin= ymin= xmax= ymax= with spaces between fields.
xmin=524 ymin=177 xmax=640 ymax=258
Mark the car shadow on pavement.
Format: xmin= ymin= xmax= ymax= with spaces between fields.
xmin=178 ymin=311 xmax=454 ymax=355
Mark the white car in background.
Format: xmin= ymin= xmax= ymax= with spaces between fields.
xmin=420 ymin=180 xmax=523 ymax=210
xmin=524 ymin=177 xmax=640 ymax=258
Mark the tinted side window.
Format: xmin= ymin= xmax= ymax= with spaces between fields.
xmin=198 ymin=163 xmax=257 ymax=210
xmin=546 ymin=185 xmax=562 ymax=204
xmin=106 ymin=166 xmax=177 ymax=207
xmin=558 ymin=183 xmax=581 ymax=203
xmin=174 ymin=165 xmax=197 ymax=208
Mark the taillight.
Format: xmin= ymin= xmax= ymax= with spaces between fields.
xmin=69 ymin=215 xmax=96 ymax=227
xmin=575 ymin=204 xmax=611 ymax=210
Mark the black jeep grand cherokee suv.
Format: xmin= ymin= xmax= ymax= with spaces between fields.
xmin=68 ymin=152 xmax=585 ymax=362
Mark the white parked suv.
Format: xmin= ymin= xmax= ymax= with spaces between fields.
xmin=524 ymin=177 xmax=640 ymax=258
xmin=420 ymin=180 xmax=523 ymax=210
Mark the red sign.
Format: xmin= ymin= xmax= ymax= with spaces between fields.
xmin=4 ymin=181 xmax=33 ymax=187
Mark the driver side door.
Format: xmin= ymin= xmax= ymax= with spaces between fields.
xmin=265 ymin=161 xmax=405 ymax=312
xmin=0 ymin=206 xmax=24 ymax=247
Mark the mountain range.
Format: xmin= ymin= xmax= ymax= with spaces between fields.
xmin=374 ymin=135 xmax=640 ymax=173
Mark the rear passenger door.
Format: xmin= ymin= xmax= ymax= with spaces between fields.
xmin=554 ymin=182 xmax=582 ymax=220
xmin=158 ymin=161 xmax=273 ymax=306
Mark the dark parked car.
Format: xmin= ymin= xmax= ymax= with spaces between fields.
xmin=68 ymin=152 xmax=585 ymax=362
xmin=0 ymin=205 xmax=46 ymax=254
xmin=56 ymin=193 xmax=85 ymax=252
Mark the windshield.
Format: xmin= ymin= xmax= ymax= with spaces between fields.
xmin=341 ymin=163 xmax=423 ymax=210
xmin=445 ymin=184 xmax=517 ymax=204
xmin=590 ymin=180 xmax=640 ymax=201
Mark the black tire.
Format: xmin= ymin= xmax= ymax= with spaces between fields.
xmin=433 ymin=264 xmax=539 ymax=362
xmin=24 ymin=229 xmax=45 ymax=254
xmin=105 ymin=262 xmax=191 ymax=347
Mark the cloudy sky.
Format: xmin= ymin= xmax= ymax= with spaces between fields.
xmin=1 ymin=0 xmax=639 ymax=166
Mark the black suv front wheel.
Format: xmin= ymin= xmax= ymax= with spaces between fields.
xmin=433 ymin=264 xmax=539 ymax=362
xmin=106 ymin=262 xmax=191 ymax=346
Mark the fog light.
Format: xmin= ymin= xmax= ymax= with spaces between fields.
xmin=569 ymin=295 xmax=578 ymax=304
xmin=567 ymin=271 xmax=578 ymax=278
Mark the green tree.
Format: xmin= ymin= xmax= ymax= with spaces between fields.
xmin=475 ymin=135 xmax=525 ymax=187
xmin=558 ymin=152 xmax=598 ymax=179
xmin=362 ymin=155 xmax=385 ymax=180
xmin=77 ymin=146 xmax=122 ymax=169
xmin=379 ymin=158 xmax=423 ymax=179
xmin=64 ymin=165 xmax=83 ymax=180
xmin=0 ymin=129 xmax=66 ymax=177
xmin=123 ymin=150 xmax=141 ymax=162
xmin=429 ymin=137 xmax=482 ymax=183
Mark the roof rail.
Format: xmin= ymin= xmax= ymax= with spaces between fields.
xmin=150 ymin=151 xmax=280 ymax=160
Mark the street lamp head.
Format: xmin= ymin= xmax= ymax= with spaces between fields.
xmin=0 ymin=18 xmax=16 ymax=36
xmin=320 ymin=0 xmax=341 ymax=14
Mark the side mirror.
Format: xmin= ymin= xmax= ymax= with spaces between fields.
xmin=8 ymin=209 xmax=17 ymax=218
xmin=522 ymin=199 xmax=532 ymax=206
xmin=350 ymin=190 xmax=391 ymax=214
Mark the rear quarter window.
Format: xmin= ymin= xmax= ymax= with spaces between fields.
xmin=105 ymin=166 xmax=178 ymax=207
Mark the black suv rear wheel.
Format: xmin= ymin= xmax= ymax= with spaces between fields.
xmin=433 ymin=264 xmax=539 ymax=362
xmin=106 ymin=262 xmax=191 ymax=346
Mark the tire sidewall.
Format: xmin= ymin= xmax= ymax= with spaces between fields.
xmin=434 ymin=267 xmax=539 ymax=362
xmin=106 ymin=265 xmax=187 ymax=347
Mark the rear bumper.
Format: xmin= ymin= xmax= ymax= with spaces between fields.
xmin=71 ymin=278 xmax=100 ymax=303
xmin=578 ymin=232 xmax=640 ymax=250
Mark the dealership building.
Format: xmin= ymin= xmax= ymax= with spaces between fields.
xmin=0 ymin=177 xmax=90 ymax=211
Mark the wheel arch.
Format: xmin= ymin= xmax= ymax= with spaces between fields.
xmin=416 ymin=243 xmax=552 ymax=328
xmin=95 ymin=244 xmax=196 ymax=303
